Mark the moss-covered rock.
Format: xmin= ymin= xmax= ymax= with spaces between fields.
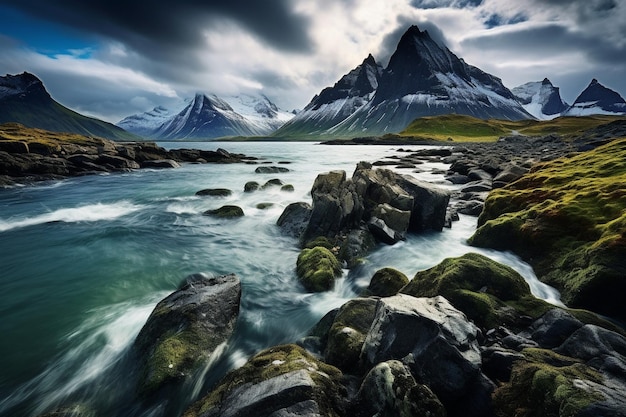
xmin=366 ymin=267 xmax=409 ymax=297
xmin=195 ymin=188 xmax=232 ymax=197
xmin=493 ymin=348 xmax=604 ymax=417
xmin=281 ymin=184 xmax=295 ymax=192
xmin=401 ymin=253 xmax=548 ymax=329
xmin=469 ymin=138 xmax=626 ymax=321
xmin=296 ymin=246 xmax=342 ymax=292
xmin=182 ymin=344 xmax=345 ymax=417
xmin=133 ymin=274 xmax=241 ymax=396
xmin=324 ymin=298 xmax=378 ymax=373
xmin=256 ymin=202 xmax=274 ymax=210
xmin=203 ymin=205 xmax=244 ymax=218
xmin=244 ymin=181 xmax=260 ymax=192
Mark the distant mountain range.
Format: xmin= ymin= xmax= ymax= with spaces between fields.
xmin=118 ymin=93 xmax=294 ymax=140
xmin=2 ymin=25 xmax=625 ymax=142
xmin=0 ymin=72 xmax=139 ymax=141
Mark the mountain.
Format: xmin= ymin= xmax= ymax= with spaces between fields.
xmin=274 ymin=54 xmax=383 ymax=137
xmin=512 ymin=78 xmax=569 ymax=120
xmin=0 ymin=72 xmax=139 ymax=141
xmin=564 ymin=79 xmax=626 ymax=116
xmin=118 ymin=93 xmax=293 ymax=140
xmin=274 ymin=25 xmax=531 ymax=138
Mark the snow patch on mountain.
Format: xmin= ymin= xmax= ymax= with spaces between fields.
xmin=512 ymin=79 xmax=568 ymax=120
xmin=563 ymin=79 xmax=626 ymax=116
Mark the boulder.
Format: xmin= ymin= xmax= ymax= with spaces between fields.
xmin=354 ymin=360 xmax=445 ymax=417
xmin=182 ymin=344 xmax=345 ymax=417
xmin=255 ymin=166 xmax=290 ymax=174
xmin=195 ymin=188 xmax=232 ymax=197
xmin=276 ymin=202 xmax=312 ymax=239
xmin=296 ymin=247 xmax=342 ymax=292
xmin=280 ymin=184 xmax=294 ymax=192
xmin=244 ymin=181 xmax=260 ymax=192
xmin=366 ymin=267 xmax=409 ymax=297
xmin=203 ymin=205 xmax=244 ymax=218
xmin=0 ymin=140 xmax=29 ymax=153
xmin=361 ymin=295 xmax=493 ymax=416
xmin=262 ymin=178 xmax=284 ymax=188
xmin=133 ymin=273 xmax=241 ymax=395
xmin=141 ymin=159 xmax=181 ymax=169
xmin=526 ymin=309 xmax=584 ymax=349
xmin=323 ymin=298 xmax=378 ymax=372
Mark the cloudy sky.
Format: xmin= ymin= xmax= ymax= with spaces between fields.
xmin=0 ymin=0 xmax=624 ymax=123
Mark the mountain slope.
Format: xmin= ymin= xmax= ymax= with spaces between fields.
xmin=0 ymin=72 xmax=139 ymax=141
xmin=273 ymin=54 xmax=383 ymax=137
xmin=331 ymin=26 xmax=532 ymax=136
xmin=512 ymin=78 xmax=569 ymax=120
xmin=564 ymin=79 xmax=626 ymax=116
xmin=119 ymin=93 xmax=293 ymax=140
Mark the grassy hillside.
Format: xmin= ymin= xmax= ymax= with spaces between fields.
xmin=0 ymin=122 xmax=121 ymax=150
xmin=0 ymin=97 xmax=141 ymax=142
xmin=399 ymin=114 xmax=626 ymax=142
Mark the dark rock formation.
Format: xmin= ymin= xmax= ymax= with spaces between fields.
xmin=364 ymin=267 xmax=409 ymax=297
xmin=276 ymin=202 xmax=312 ymax=238
xmin=203 ymin=205 xmax=244 ymax=218
xmin=255 ymin=166 xmax=290 ymax=174
xmin=296 ymin=246 xmax=342 ymax=292
xmin=133 ymin=273 xmax=241 ymax=396
xmin=195 ymin=188 xmax=233 ymax=197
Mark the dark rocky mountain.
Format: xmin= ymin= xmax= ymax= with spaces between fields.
xmin=274 ymin=25 xmax=531 ymax=138
xmin=512 ymin=78 xmax=569 ymax=119
xmin=274 ymin=54 xmax=383 ymax=137
xmin=564 ymin=78 xmax=626 ymax=116
xmin=0 ymin=72 xmax=139 ymax=141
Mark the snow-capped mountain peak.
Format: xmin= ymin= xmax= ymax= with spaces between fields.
xmin=512 ymin=78 xmax=569 ymax=120
xmin=564 ymin=79 xmax=626 ymax=116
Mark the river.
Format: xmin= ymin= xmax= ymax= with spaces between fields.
xmin=0 ymin=142 xmax=560 ymax=416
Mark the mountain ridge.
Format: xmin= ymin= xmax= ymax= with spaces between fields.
xmin=0 ymin=72 xmax=140 ymax=141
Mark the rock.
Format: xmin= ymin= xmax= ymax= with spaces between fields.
xmin=195 ymin=188 xmax=232 ymax=197
xmin=244 ymin=181 xmax=260 ymax=192
xmin=323 ymin=298 xmax=378 ymax=372
xmin=280 ymin=184 xmax=294 ymax=192
xmin=368 ymin=217 xmax=401 ymax=244
xmin=492 ymin=163 xmax=528 ymax=185
xmin=481 ymin=347 xmax=526 ymax=383
xmin=527 ymin=309 xmax=584 ymax=349
xmin=276 ymin=202 xmax=312 ymax=239
xmin=141 ymin=159 xmax=181 ymax=169
xmin=366 ymin=267 xmax=409 ymax=297
xmin=360 ymin=295 xmax=492 ymax=417
xmin=262 ymin=178 xmax=284 ymax=188
xmin=256 ymin=203 xmax=274 ymax=210
xmin=337 ymin=227 xmax=377 ymax=268
xmin=354 ymin=360 xmax=445 ymax=417
xmin=460 ymin=180 xmax=492 ymax=193
xmin=296 ymin=247 xmax=342 ymax=292
xmin=556 ymin=325 xmax=626 ymax=372
xmin=203 ymin=205 xmax=244 ymax=218
xmin=401 ymin=253 xmax=540 ymax=330
xmin=97 ymin=154 xmax=140 ymax=170
xmin=133 ymin=273 xmax=241 ymax=395
xmin=182 ymin=344 xmax=345 ymax=417
xmin=255 ymin=166 xmax=290 ymax=174
xmin=467 ymin=168 xmax=492 ymax=182
xmin=445 ymin=174 xmax=472 ymax=184
xmin=0 ymin=140 xmax=29 ymax=153
xmin=456 ymin=200 xmax=484 ymax=216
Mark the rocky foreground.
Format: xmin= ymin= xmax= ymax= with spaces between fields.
xmin=0 ymin=122 xmax=258 ymax=186
xmin=35 ymin=121 xmax=626 ymax=417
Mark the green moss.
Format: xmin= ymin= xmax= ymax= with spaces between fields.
xmin=470 ymin=138 xmax=626 ymax=320
xmin=493 ymin=348 xmax=604 ymax=417
xmin=296 ymin=246 xmax=342 ymax=292
xmin=183 ymin=344 xmax=344 ymax=417
xmin=324 ymin=298 xmax=378 ymax=372
xmin=304 ymin=236 xmax=336 ymax=250
xmin=366 ymin=267 xmax=409 ymax=297
xmin=203 ymin=205 xmax=244 ymax=218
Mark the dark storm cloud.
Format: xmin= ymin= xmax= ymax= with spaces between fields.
xmin=0 ymin=0 xmax=313 ymax=55
xmin=410 ymin=0 xmax=482 ymax=9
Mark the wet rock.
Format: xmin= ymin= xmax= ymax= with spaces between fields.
xmin=354 ymin=360 xmax=445 ymax=417
xmin=361 ymin=295 xmax=493 ymax=416
xmin=255 ymin=166 xmax=290 ymax=174
xmin=280 ymin=184 xmax=294 ymax=192
xmin=276 ymin=202 xmax=312 ymax=239
xmin=365 ymin=267 xmax=409 ymax=297
xmin=262 ymin=178 xmax=284 ymax=188
xmin=527 ymin=309 xmax=584 ymax=349
xmin=244 ymin=181 xmax=260 ymax=192
xmin=296 ymin=246 xmax=342 ymax=292
xmin=182 ymin=344 xmax=345 ymax=417
xmin=141 ymin=159 xmax=181 ymax=169
xmin=133 ymin=273 xmax=241 ymax=396
xmin=195 ymin=188 xmax=232 ymax=197
xmin=203 ymin=205 xmax=244 ymax=218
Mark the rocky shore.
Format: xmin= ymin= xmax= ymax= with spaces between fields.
xmin=0 ymin=123 xmax=258 ymax=186
xmin=33 ymin=120 xmax=626 ymax=417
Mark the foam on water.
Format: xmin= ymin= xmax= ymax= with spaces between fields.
xmin=0 ymin=201 xmax=144 ymax=232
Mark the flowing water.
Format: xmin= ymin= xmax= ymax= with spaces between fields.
xmin=0 ymin=142 xmax=561 ymax=416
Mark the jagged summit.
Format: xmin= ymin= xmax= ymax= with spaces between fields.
xmin=0 ymin=72 xmax=50 ymax=101
xmin=512 ymin=78 xmax=569 ymax=120
xmin=564 ymin=79 xmax=626 ymax=116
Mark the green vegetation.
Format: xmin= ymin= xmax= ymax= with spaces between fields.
xmin=493 ymin=348 xmax=603 ymax=417
xmin=183 ymin=344 xmax=344 ymax=417
xmin=296 ymin=246 xmax=342 ymax=292
xmin=0 ymin=122 xmax=119 ymax=151
xmin=469 ymin=138 xmax=626 ymax=320
xmin=399 ymin=114 xmax=626 ymax=142
xmin=400 ymin=253 xmax=548 ymax=329
xmin=365 ymin=267 xmax=409 ymax=297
